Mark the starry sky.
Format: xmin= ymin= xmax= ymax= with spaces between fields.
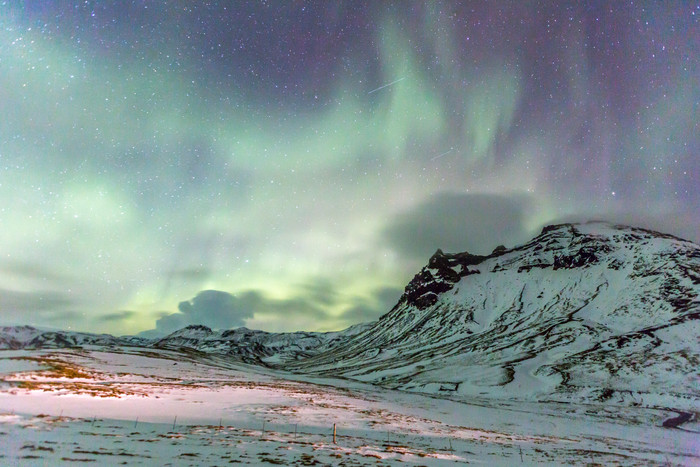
xmin=1 ymin=1 xmax=698 ymax=336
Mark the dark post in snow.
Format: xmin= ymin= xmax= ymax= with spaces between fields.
xmin=333 ymin=423 xmax=337 ymax=444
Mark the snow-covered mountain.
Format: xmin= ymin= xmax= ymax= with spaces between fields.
xmin=152 ymin=323 xmax=371 ymax=364
xmin=1 ymin=222 xmax=698 ymax=409
xmin=0 ymin=325 xmax=152 ymax=349
xmin=0 ymin=322 xmax=371 ymax=365
xmin=289 ymin=222 xmax=700 ymax=408
xmin=0 ymin=326 xmax=44 ymax=349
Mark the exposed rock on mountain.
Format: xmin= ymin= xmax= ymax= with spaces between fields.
xmin=399 ymin=249 xmax=487 ymax=310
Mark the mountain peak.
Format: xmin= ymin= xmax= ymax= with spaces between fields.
xmin=183 ymin=324 xmax=213 ymax=332
xmin=161 ymin=324 xmax=214 ymax=340
xmin=537 ymin=221 xmax=693 ymax=244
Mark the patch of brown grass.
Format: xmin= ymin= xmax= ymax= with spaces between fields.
xmin=16 ymin=380 xmax=140 ymax=398
xmin=11 ymin=356 xmax=93 ymax=379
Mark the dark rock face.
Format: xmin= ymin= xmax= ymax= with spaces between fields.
xmin=413 ymin=292 xmax=440 ymax=309
xmin=401 ymin=269 xmax=455 ymax=310
xmin=551 ymin=228 xmax=614 ymax=269
xmin=182 ymin=325 xmax=213 ymax=333
xmin=554 ymin=246 xmax=603 ymax=269
xmin=397 ymin=249 xmax=488 ymax=310
xmin=492 ymin=245 xmax=507 ymax=255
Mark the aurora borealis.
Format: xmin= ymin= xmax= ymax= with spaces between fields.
xmin=1 ymin=2 xmax=698 ymax=335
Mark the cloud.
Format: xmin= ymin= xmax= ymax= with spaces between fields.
xmin=0 ymin=289 xmax=75 ymax=313
xmin=154 ymin=289 xmax=332 ymax=334
xmin=151 ymin=284 xmax=405 ymax=335
xmin=382 ymin=192 xmax=533 ymax=259
xmin=155 ymin=290 xmax=254 ymax=333
xmin=0 ymin=261 xmax=74 ymax=286
xmin=296 ymin=278 xmax=341 ymax=306
xmin=338 ymin=286 xmax=403 ymax=324
xmin=98 ymin=310 xmax=137 ymax=322
xmin=547 ymin=209 xmax=700 ymax=245
xmin=236 ymin=290 xmax=333 ymax=333
xmin=154 ymin=312 xmax=189 ymax=335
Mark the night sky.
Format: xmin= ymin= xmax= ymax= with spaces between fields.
xmin=1 ymin=2 xmax=698 ymax=336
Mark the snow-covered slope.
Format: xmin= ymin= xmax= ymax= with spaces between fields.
xmin=0 ymin=325 xmax=152 ymax=349
xmin=290 ymin=222 xmax=700 ymax=408
xmin=0 ymin=326 xmax=44 ymax=349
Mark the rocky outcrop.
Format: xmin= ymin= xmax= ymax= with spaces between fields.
xmin=398 ymin=249 xmax=499 ymax=310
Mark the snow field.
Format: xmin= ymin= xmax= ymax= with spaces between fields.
xmin=0 ymin=347 xmax=698 ymax=465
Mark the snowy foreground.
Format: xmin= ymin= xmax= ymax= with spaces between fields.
xmin=0 ymin=347 xmax=697 ymax=466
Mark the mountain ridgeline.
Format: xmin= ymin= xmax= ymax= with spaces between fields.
xmin=289 ymin=222 xmax=700 ymax=409
xmin=3 ymin=222 xmax=699 ymax=409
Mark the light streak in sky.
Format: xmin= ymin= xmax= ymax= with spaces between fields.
xmin=367 ymin=77 xmax=405 ymax=94
xmin=430 ymin=148 xmax=454 ymax=161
